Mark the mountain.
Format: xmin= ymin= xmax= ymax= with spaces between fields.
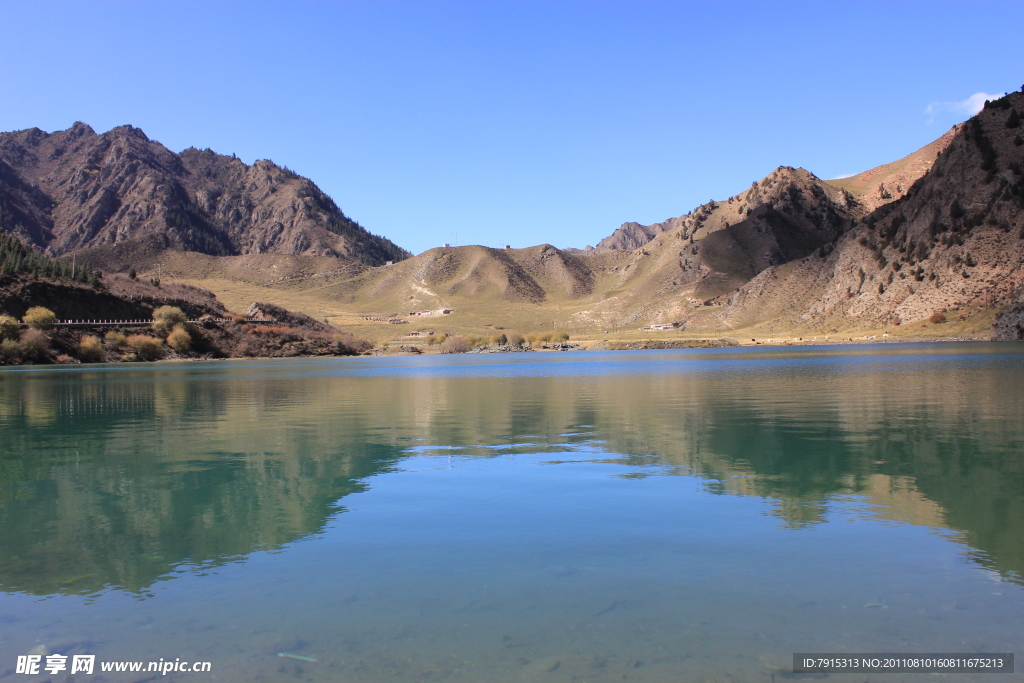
xmin=712 ymin=91 xmax=1024 ymax=336
xmin=0 ymin=122 xmax=410 ymax=265
xmin=584 ymin=125 xmax=959 ymax=258
xmin=278 ymin=93 xmax=1022 ymax=339
xmin=8 ymin=94 xmax=1020 ymax=343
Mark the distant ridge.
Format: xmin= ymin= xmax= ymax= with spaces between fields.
xmin=0 ymin=123 xmax=410 ymax=266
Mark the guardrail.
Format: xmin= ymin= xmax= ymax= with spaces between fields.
xmin=50 ymin=318 xmax=276 ymax=327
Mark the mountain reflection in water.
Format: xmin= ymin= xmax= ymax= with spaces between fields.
xmin=1 ymin=346 xmax=1021 ymax=599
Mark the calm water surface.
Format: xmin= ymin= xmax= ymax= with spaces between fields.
xmin=1 ymin=344 xmax=1022 ymax=682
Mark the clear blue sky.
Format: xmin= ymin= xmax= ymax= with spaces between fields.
xmin=2 ymin=0 xmax=1021 ymax=255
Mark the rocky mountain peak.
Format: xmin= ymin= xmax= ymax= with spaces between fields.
xmin=106 ymin=124 xmax=150 ymax=141
xmin=0 ymin=123 xmax=411 ymax=267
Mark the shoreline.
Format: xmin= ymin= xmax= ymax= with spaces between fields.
xmin=1 ymin=335 xmax=1011 ymax=371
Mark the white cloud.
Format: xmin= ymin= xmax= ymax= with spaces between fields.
xmin=829 ymin=173 xmax=857 ymax=180
xmin=925 ymin=92 xmax=1005 ymax=124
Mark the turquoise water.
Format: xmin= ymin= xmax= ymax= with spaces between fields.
xmin=0 ymin=344 xmax=1022 ymax=681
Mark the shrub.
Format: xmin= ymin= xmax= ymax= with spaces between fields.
xmin=439 ymin=336 xmax=471 ymax=353
xmin=121 ymin=352 xmax=139 ymax=362
xmin=929 ymin=311 xmax=947 ymax=324
xmin=167 ymin=325 xmax=192 ymax=352
xmin=128 ymin=267 xmax=137 ymax=280
xmin=250 ymin=325 xmax=302 ymax=340
xmin=340 ymin=333 xmax=372 ymax=354
xmin=491 ymin=333 xmax=507 ymax=345
xmin=0 ymin=338 xmax=19 ymax=363
xmin=506 ymin=331 xmax=524 ymax=346
xmin=152 ymin=306 xmax=187 ymax=334
xmin=23 ymin=306 xmax=56 ymax=330
xmin=0 ymin=314 xmax=18 ymax=340
xmin=78 ymin=335 xmax=104 ymax=362
xmin=1007 ymin=109 xmax=1021 ymax=129
xmin=127 ymin=334 xmax=165 ymax=361
xmin=426 ymin=334 xmax=447 ymax=345
xmin=19 ymin=329 xmax=50 ymax=361
xmin=105 ymin=330 xmax=128 ymax=348
xmin=554 ymin=332 xmax=570 ymax=342
xmin=233 ymin=340 xmax=256 ymax=357
xmin=56 ymin=354 xmax=78 ymax=364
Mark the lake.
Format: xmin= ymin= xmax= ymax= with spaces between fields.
xmin=1 ymin=344 xmax=1022 ymax=682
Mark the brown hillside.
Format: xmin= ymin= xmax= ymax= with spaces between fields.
xmin=0 ymin=123 xmax=409 ymax=265
xmin=717 ymin=92 xmax=1024 ymax=336
xmin=826 ymin=125 xmax=961 ymax=211
xmin=143 ymin=166 xmax=876 ymax=338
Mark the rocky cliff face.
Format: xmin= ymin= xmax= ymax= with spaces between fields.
xmin=716 ymin=92 xmax=1024 ymax=334
xmin=0 ymin=123 xmax=410 ymax=265
xmin=590 ymin=216 xmax=686 ymax=253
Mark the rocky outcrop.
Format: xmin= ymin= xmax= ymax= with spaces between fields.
xmin=591 ymin=216 xmax=686 ymax=252
xmin=0 ymin=123 xmax=410 ymax=265
xmin=588 ymin=166 xmax=862 ymax=263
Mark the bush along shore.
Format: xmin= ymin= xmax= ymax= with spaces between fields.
xmin=0 ymin=286 xmax=371 ymax=366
